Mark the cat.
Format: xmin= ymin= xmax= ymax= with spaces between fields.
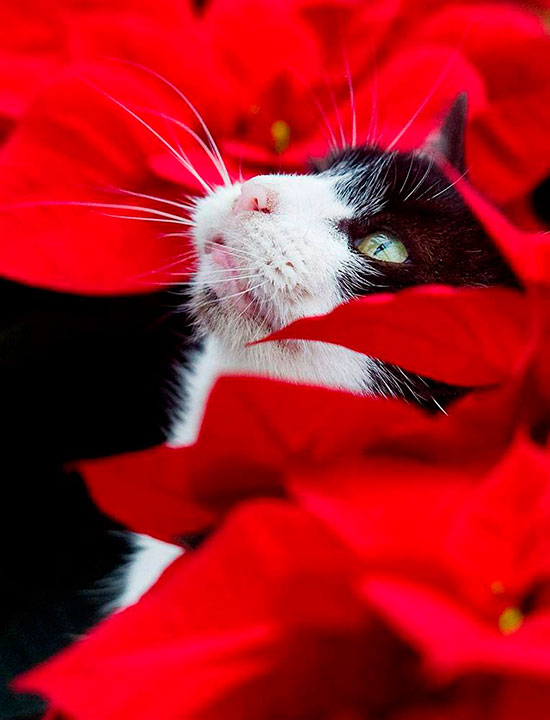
xmin=119 ymin=95 xmax=517 ymax=608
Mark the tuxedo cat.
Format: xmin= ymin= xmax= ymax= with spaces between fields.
xmin=119 ymin=96 xmax=518 ymax=607
xmin=170 ymin=95 xmax=516 ymax=446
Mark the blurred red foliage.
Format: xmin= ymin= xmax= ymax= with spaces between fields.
xmin=0 ymin=0 xmax=548 ymax=291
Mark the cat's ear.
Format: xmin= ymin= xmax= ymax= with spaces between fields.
xmin=425 ymin=93 xmax=468 ymax=173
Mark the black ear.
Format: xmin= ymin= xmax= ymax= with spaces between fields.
xmin=426 ymin=93 xmax=468 ymax=173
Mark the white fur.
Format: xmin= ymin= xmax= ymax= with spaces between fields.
xmin=116 ymin=534 xmax=183 ymax=609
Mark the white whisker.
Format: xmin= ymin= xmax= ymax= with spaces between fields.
xmin=156 ymin=232 xmax=194 ymax=240
xmin=402 ymin=158 xmax=434 ymax=202
xmin=343 ymin=47 xmax=357 ymax=147
xmin=323 ymin=73 xmax=346 ymax=149
xmin=110 ymin=188 xmax=197 ymax=215
xmin=201 ymin=274 xmax=263 ymax=285
xmin=140 ymin=108 xmax=231 ymax=186
xmin=81 ymin=78 xmax=213 ymax=194
xmin=386 ymin=30 xmax=471 ymax=152
xmin=399 ymin=153 xmax=416 ymax=195
xmin=1 ymin=199 xmax=195 ymax=224
xmin=112 ymin=59 xmax=230 ymax=186
xmin=100 ymin=213 xmax=192 ymax=225
xmin=292 ymin=71 xmax=339 ymax=151
xmin=419 ymin=169 xmax=469 ymax=202
xmin=195 ymin=278 xmax=269 ymax=309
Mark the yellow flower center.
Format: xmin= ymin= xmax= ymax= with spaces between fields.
xmin=498 ymin=606 xmax=524 ymax=635
xmin=271 ymin=120 xmax=291 ymax=154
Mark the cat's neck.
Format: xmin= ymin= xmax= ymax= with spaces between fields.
xmin=169 ymin=335 xmax=374 ymax=446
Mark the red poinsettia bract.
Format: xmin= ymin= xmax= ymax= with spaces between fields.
xmin=17 ymin=435 xmax=550 ymax=719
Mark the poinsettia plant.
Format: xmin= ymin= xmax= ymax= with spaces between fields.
xmin=1 ymin=1 xmax=550 ymax=719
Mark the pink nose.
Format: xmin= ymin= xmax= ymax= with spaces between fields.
xmin=233 ymin=180 xmax=272 ymax=214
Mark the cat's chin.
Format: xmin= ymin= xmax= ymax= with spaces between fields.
xmin=210 ymin=284 xmax=275 ymax=330
xmin=191 ymin=286 xmax=279 ymax=344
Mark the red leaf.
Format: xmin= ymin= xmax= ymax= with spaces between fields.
xmin=0 ymin=70 xmax=193 ymax=294
xmin=257 ymin=286 xmax=529 ymax=387
xmin=446 ymin=434 xmax=550 ymax=609
xmin=17 ymin=502 xmax=377 ymax=720
xmin=362 ymin=576 xmax=550 ymax=681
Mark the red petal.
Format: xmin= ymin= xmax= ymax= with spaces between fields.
xmin=17 ymin=502 xmax=374 ymax=720
xmin=0 ymin=71 xmax=193 ymax=294
xmin=258 ymin=286 xmax=529 ymax=387
xmin=362 ymin=576 xmax=550 ymax=680
xmin=82 ymin=369 xmax=520 ymax=543
xmin=446 ymin=434 xmax=550 ymax=608
xmin=361 ymin=45 xmax=485 ymax=150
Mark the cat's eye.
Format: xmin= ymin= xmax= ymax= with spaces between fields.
xmin=356 ymin=231 xmax=408 ymax=263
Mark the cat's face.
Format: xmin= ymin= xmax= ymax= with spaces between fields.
xmin=188 ymin=146 xmax=515 ymax=347
xmin=190 ymin=171 xmax=356 ymax=341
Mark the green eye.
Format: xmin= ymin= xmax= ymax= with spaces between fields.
xmin=356 ymin=232 xmax=408 ymax=263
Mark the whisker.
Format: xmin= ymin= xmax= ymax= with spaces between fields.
xmin=194 ymin=278 xmax=269 ymax=309
xmin=95 ymin=202 xmax=192 ymax=223
xmin=208 ymin=236 xmax=268 ymax=264
xmin=322 ymin=72 xmax=346 ymax=149
xmin=201 ymin=264 xmax=258 ymax=274
xmin=419 ymin=169 xmax=469 ymax=202
xmin=138 ymin=256 xmax=197 ymax=277
xmin=135 ymin=278 xmax=195 ymax=288
xmin=109 ymin=188 xmax=197 ymax=215
xmin=138 ymin=107 xmax=231 ymax=186
xmin=157 ymin=232 xmax=195 ymax=240
xmin=100 ymin=213 xmax=192 ymax=225
xmin=292 ymin=70 xmax=339 ymax=151
xmin=200 ymin=273 xmax=263 ymax=284
xmin=386 ymin=29 xmax=471 ymax=152
xmin=218 ymin=244 xmax=266 ymax=262
xmin=402 ymin=158 xmax=434 ymax=202
xmin=399 ymin=153 xmax=416 ymax=195
xmin=110 ymin=58 xmax=231 ymax=186
xmin=367 ymin=71 xmax=380 ymax=147
xmin=1 ymin=199 xmax=195 ymax=224
xmin=234 ymin=292 xmax=271 ymax=329
xmin=342 ymin=44 xmax=357 ymax=147
xmin=81 ymin=78 xmax=213 ymax=194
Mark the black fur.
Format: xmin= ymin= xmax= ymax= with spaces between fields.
xmin=323 ymin=147 xmax=516 ymax=292
xmin=313 ymin=101 xmax=518 ymax=410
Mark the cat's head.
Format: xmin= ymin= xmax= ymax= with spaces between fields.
xmin=188 ymin=96 xmax=516 ymax=351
